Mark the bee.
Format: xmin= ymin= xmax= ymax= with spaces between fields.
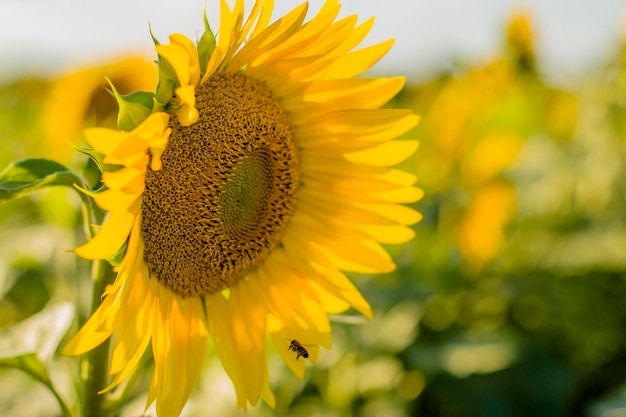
xmin=287 ymin=339 xmax=310 ymax=360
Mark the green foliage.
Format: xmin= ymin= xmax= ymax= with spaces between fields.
xmin=0 ymin=263 xmax=50 ymax=325
xmin=0 ymin=158 xmax=101 ymax=238
xmin=107 ymin=81 xmax=154 ymax=132
xmin=152 ymin=32 xmax=177 ymax=111
xmin=0 ymin=159 xmax=84 ymax=205
xmin=0 ymin=303 xmax=74 ymax=417
xmin=0 ymin=354 xmax=72 ymax=417
xmin=198 ymin=10 xmax=216 ymax=74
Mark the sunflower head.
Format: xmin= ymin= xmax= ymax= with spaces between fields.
xmin=141 ymin=71 xmax=300 ymax=297
xmin=506 ymin=10 xmax=535 ymax=71
xmin=64 ymin=1 xmax=421 ymax=416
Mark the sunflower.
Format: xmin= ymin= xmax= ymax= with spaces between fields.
xmin=63 ymin=1 xmax=421 ymax=416
xmin=42 ymin=56 xmax=158 ymax=163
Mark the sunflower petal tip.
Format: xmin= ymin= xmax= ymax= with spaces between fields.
xmin=175 ymin=105 xmax=199 ymax=127
xmin=60 ymin=342 xmax=77 ymax=357
xmin=74 ymin=243 xmax=97 ymax=260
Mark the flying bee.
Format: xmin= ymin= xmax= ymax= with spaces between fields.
xmin=287 ymin=339 xmax=310 ymax=361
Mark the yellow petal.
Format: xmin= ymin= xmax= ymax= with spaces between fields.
xmin=83 ymin=127 xmax=127 ymax=156
xmin=134 ymin=112 xmax=171 ymax=139
xmin=258 ymin=250 xmax=332 ymax=347
xmin=229 ymin=2 xmax=308 ymax=71
xmin=202 ymin=0 xmax=235 ymax=79
xmin=281 ymin=239 xmax=372 ymax=318
xmin=353 ymin=202 xmax=423 ymax=226
xmin=156 ymin=34 xmax=200 ymax=86
xmin=250 ymin=7 xmax=347 ymax=70
xmin=323 ymin=39 xmax=395 ymax=79
xmin=369 ymin=185 xmax=424 ymax=203
xmin=326 ymin=15 xmax=375 ymax=59
xmin=266 ymin=317 xmax=305 ymax=379
xmin=266 ymin=315 xmax=323 ymax=378
xmin=298 ymin=186 xmax=404 ymax=225
xmin=93 ymin=189 xmax=140 ymax=213
xmin=249 ymin=0 xmax=274 ymax=40
xmin=152 ymin=290 xmax=208 ymax=417
xmin=75 ymin=210 xmax=136 ymax=260
xmin=286 ymin=213 xmax=396 ymax=274
xmin=101 ymin=167 xmax=145 ymax=195
xmin=355 ymin=223 xmax=416 ymax=245
xmin=108 ymin=264 xmax=150 ymax=374
xmin=286 ymin=77 xmax=405 ymax=112
xmin=173 ymin=85 xmax=199 ymax=127
xmin=294 ymin=109 xmax=419 ymax=143
xmin=206 ymin=280 xmax=268 ymax=410
xmin=345 ymin=140 xmax=419 ymax=167
xmin=61 ymin=278 xmax=125 ymax=355
xmin=101 ymin=268 xmax=153 ymax=392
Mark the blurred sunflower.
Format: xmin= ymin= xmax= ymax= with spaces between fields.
xmin=506 ymin=10 xmax=535 ymax=70
xmin=63 ymin=1 xmax=421 ymax=416
xmin=42 ymin=56 xmax=158 ymax=163
xmin=410 ymin=10 xmax=546 ymax=273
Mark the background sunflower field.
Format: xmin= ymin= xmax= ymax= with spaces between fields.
xmin=1 ymin=3 xmax=626 ymax=417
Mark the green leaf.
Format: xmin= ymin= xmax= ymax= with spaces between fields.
xmin=198 ymin=10 xmax=216 ymax=74
xmin=0 ymin=158 xmax=102 ymax=237
xmin=0 ymin=354 xmax=73 ymax=417
xmin=0 ymin=159 xmax=84 ymax=205
xmin=0 ymin=264 xmax=51 ymax=326
xmin=0 ymin=353 xmax=50 ymax=382
xmin=0 ymin=302 xmax=74 ymax=361
xmin=106 ymin=78 xmax=154 ymax=131
xmin=0 ymin=303 xmax=75 ymax=417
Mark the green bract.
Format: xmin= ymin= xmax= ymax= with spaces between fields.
xmin=198 ymin=12 xmax=216 ymax=74
xmin=108 ymin=79 xmax=154 ymax=132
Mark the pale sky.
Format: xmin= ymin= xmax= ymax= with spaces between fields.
xmin=0 ymin=0 xmax=624 ymax=85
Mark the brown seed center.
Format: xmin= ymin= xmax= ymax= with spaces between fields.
xmin=141 ymin=71 xmax=299 ymax=297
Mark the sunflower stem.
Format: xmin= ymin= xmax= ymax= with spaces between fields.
xmin=82 ymin=259 xmax=115 ymax=417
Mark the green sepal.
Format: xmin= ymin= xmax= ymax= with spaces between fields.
xmin=150 ymin=25 xmax=179 ymax=110
xmin=155 ymin=74 xmax=176 ymax=112
xmin=108 ymin=240 xmax=128 ymax=267
xmin=148 ymin=22 xmax=160 ymax=47
xmin=71 ymin=142 xmax=123 ymax=178
xmin=154 ymin=59 xmax=178 ymax=110
xmin=198 ymin=9 xmax=217 ymax=74
xmin=70 ymin=144 xmax=120 ymax=175
xmin=106 ymin=78 xmax=154 ymax=131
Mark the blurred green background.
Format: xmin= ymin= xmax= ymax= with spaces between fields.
xmin=1 ymin=8 xmax=626 ymax=417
